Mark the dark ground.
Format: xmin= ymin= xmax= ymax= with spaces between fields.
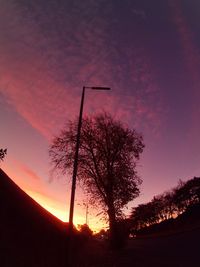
xmin=0 ymin=168 xmax=67 ymax=267
xmin=114 ymin=228 xmax=200 ymax=267
xmin=1 ymin=168 xmax=200 ymax=267
xmin=71 ymin=227 xmax=200 ymax=267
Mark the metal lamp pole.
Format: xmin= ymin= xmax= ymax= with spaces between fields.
xmin=68 ymin=86 xmax=111 ymax=232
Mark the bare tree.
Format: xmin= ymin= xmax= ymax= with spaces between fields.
xmin=0 ymin=148 xmax=7 ymax=163
xmin=49 ymin=113 xmax=144 ymax=246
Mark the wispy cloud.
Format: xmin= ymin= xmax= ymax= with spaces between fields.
xmin=21 ymin=165 xmax=41 ymax=180
xmin=169 ymin=0 xmax=200 ymax=152
xmin=0 ymin=0 xmax=163 ymax=141
xmin=3 ymin=157 xmax=63 ymax=203
xmin=169 ymin=0 xmax=200 ymax=83
xmin=132 ymin=9 xmax=146 ymax=20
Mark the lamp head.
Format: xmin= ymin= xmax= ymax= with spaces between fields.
xmin=91 ymin=86 xmax=111 ymax=90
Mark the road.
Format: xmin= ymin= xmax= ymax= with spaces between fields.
xmin=114 ymin=228 xmax=200 ymax=267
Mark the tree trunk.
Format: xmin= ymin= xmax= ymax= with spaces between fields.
xmin=107 ymin=200 xmax=119 ymax=248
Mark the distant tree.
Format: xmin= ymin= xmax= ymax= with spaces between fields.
xmin=130 ymin=192 xmax=176 ymax=232
xmin=173 ymin=177 xmax=200 ymax=214
xmin=187 ymin=177 xmax=200 ymax=204
xmin=130 ymin=176 xmax=200 ymax=233
xmin=78 ymin=224 xmax=93 ymax=237
xmin=94 ymin=229 xmax=108 ymax=240
xmin=0 ymin=148 xmax=7 ymax=162
xmin=160 ymin=191 xmax=176 ymax=219
xmin=130 ymin=204 xmax=150 ymax=231
xmin=172 ymin=180 xmax=187 ymax=215
xmin=149 ymin=193 xmax=175 ymax=223
xmin=49 ymin=113 xmax=144 ymax=247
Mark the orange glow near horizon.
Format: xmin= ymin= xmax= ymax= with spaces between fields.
xmin=26 ymin=190 xmax=107 ymax=233
xmin=2 ymin=163 xmax=106 ymax=233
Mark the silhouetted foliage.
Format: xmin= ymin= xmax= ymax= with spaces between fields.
xmin=130 ymin=176 xmax=200 ymax=233
xmin=78 ymin=223 xmax=93 ymax=238
xmin=49 ymin=113 xmax=144 ymax=247
xmin=161 ymin=191 xmax=176 ymax=220
xmin=94 ymin=229 xmax=108 ymax=240
xmin=173 ymin=177 xmax=200 ymax=214
xmin=0 ymin=148 xmax=7 ymax=162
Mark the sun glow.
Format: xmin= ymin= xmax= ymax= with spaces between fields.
xmin=26 ymin=190 xmax=67 ymax=221
xmin=25 ymin=189 xmax=106 ymax=232
xmin=3 ymin=164 xmax=106 ymax=232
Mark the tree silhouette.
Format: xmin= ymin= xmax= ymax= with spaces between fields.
xmin=78 ymin=223 xmax=93 ymax=238
xmin=0 ymin=148 xmax=7 ymax=162
xmin=173 ymin=177 xmax=200 ymax=214
xmin=49 ymin=113 xmax=144 ymax=246
xmin=161 ymin=191 xmax=176 ymax=220
xmin=130 ymin=176 xmax=200 ymax=234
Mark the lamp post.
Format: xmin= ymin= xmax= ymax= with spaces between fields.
xmin=68 ymin=86 xmax=111 ymax=232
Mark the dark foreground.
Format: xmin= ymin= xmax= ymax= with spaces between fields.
xmin=70 ymin=227 xmax=200 ymax=267
xmin=115 ymin=229 xmax=200 ymax=267
xmin=1 ymin=168 xmax=199 ymax=267
xmin=2 ymin=227 xmax=200 ymax=267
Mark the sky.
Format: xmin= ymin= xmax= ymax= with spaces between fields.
xmin=1 ymin=0 xmax=200 ymax=232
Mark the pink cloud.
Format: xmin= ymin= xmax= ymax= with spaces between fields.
xmin=169 ymin=0 xmax=200 ymax=150
xmin=21 ymin=165 xmax=41 ymax=180
xmin=3 ymin=158 xmax=59 ymax=201
xmin=169 ymin=1 xmax=200 ymax=86
xmin=0 ymin=0 xmax=164 ymax=142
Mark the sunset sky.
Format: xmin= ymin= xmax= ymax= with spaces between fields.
xmin=1 ymin=0 xmax=200 ymax=232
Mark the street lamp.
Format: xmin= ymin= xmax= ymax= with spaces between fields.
xmin=68 ymin=86 xmax=111 ymax=231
